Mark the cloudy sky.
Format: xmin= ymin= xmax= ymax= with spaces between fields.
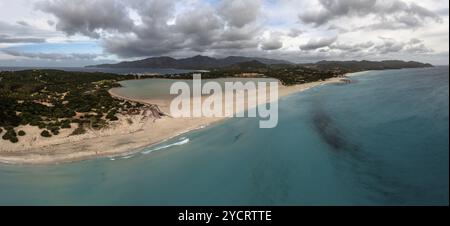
xmin=0 ymin=0 xmax=448 ymax=66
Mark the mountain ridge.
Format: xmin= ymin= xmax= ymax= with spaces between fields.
xmin=87 ymin=56 xmax=433 ymax=70
xmin=86 ymin=55 xmax=293 ymax=69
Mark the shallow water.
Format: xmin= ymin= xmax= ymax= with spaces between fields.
xmin=0 ymin=67 xmax=448 ymax=205
xmin=112 ymin=77 xmax=278 ymax=100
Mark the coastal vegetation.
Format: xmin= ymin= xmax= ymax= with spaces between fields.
xmin=0 ymin=70 xmax=149 ymax=143
xmin=0 ymin=59 xmax=433 ymax=143
xmin=138 ymin=59 xmax=433 ymax=86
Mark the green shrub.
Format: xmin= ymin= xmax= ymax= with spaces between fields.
xmin=30 ymin=120 xmax=40 ymax=126
xmin=41 ymin=130 xmax=52 ymax=137
xmin=2 ymin=129 xmax=18 ymax=143
xmin=61 ymin=121 xmax=71 ymax=129
xmin=50 ymin=128 xmax=60 ymax=135
xmin=10 ymin=136 xmax=19 ymax=143
xmin=71 ymin=126 xmax=86 ymax=136
xmin=18 ymin=130 xmax=26 ymax=136
xmin=109 ymin=116 xmax=119 ymax=121
xmin=38 ymin=123 xmax=46 ymax=129
xmin=4 ymin=126 xmax=13 ymax=131
xmin=106 ymin=109 xmax=118 ymax=120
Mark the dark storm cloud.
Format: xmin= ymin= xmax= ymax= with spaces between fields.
xmin=300 ymin=0 xmax=377 ymax=25
xmin=218 ymin=0 xmax=262 ymax=28
xmin=36 ymin=0 xmax=135 ymax=38
xmin=29 ymin=0 xmax=445 ymax=64
xmin=261 ymin=38 xmax=283 ymax=50
xmin=37 ymin=0 xmax=264 ymax=58
xmin=299 ymin=0 xmax=442 ymax=29
xmin=300 ymin=36 xmax=337 ymax=51
xmin=212 ymin=39 xmax=260 ymax=50
xmin=173 ymin=8 xmax=224 ymax=50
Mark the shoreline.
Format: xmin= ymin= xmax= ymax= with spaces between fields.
xmin=0 ymin=76 xmax=345 ymax=165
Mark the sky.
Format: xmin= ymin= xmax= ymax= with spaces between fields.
xmin=0 ymin=0 xmax=448 ymax=67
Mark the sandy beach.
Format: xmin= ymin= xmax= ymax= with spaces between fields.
xmin=0 ymin=77 xmax=344 ymax=165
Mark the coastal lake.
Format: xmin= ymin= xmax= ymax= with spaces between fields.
xmin=0 ymin=66 xmax=448 ymax=205
xmin=111 ymin=77 xmax=279 ymax=100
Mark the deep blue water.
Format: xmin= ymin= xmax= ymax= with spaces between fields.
xmin=0 ymin=67 xmax=448 ymax=205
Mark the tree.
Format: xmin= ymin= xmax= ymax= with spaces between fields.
xmin=10 ymin=136 xmax=19 ymax=143
xmin=61 ymin=120 xmax=71 ymax=129
xmin=51 ymin=129 xmax=60 ymax=135
xmin=18 ymin=130 xmax=26 ymax=136
xmin=71 ymin=125 xmax=86 ymax=136
xmin=2 ymin=129 xmax=18 ymax=143
xmin=41 ymin=130 xmax=52 ymax=137
xmin=106 ymin=109 xmax=119 ymax=121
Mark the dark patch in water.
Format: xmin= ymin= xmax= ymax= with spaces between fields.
xmin=312 ymin=110 xmax=350 ymax=151
xmin=310 ymin=104 xmax=416 ymax=204
xmin=233 ymin=132 xmax=244 ymax=143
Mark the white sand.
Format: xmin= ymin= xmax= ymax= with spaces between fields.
xmin=0 ymin=77 xmax=344 ymax=165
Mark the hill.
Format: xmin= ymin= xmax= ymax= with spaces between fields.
xmin=312 ymin=60 xmax=433 ymax=71
xmin=87 ymin=55 xmax=292 ymax=69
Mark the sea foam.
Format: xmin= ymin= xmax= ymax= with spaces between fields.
xmin=141 ymin=138 xmax=190 ymax=155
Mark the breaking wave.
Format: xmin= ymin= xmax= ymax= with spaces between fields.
xmin=141 ymin=138 xmax=190 ymax=155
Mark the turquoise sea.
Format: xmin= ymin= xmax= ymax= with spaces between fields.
xmin=0 ymin=67 xmax=448 ymax=205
